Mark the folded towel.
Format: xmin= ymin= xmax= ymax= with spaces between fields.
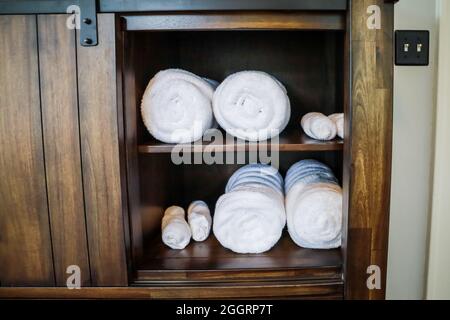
xmin=285 ymin=160 xmax=342 ymax=249
xmin=188 ymin=200 xmax=212 ymax=242
xmin=226 ymin=163 xmax=283 ymax=188
xmin=161 ymin=206 xmax=191 ymax=249
xmin=284 ymin=159 xmax=337 ymax=194
xmin=213 ymin=184 xmax=286 ymax=254
xmin=141 ymin=69 xmax=215 ymax=144
xmin=213 ymin=71 xmax=291 ymax=141
xmin=226 ymin=163 xmax=284 ymax=195
xmin=301 ymin=112 xmax=337 ymax=141
xmin=328 ymin=113 xmax=344 ymax=139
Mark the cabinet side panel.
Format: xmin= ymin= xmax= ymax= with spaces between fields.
xmin=0 ymin=15 xmax=55 ymax=286
xmin=346 ymin=0 xmax=394 ymax=299
xmin=38 ymin=14 xmax=91 ymax=286
xmin=76 ymin=14 xmax=128 ymax=286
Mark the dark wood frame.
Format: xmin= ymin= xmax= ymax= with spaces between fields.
xmin=0 ymin=0 xmax=394 ymax=300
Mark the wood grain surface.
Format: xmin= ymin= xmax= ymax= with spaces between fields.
xmin=344 ymin=0 xmax=394 ymax=299
xmin=37 ymin=14 xmax=91 ymax=287
xmin=76 ymin=14 xmax=128 ymax=286
xmin=0 ymin=15 xmax=54 ymax=286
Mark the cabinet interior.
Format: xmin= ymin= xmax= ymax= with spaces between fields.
xmin=121 ymin=26 xmax=347 ymax=284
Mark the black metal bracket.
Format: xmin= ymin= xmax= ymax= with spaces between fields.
xmin=78 ymin=0 xmax=98 ymax=46
xmin=0 ymin=0 xmax=98 ymax=47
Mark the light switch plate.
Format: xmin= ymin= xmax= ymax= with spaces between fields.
xmin=395 ymin=30 xmax=430 ymax=66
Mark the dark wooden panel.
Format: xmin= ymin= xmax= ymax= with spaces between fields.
xmin=0 ymin=0 xmax=348 ymax=14
xmin=37 ymin=14 xmax=91 ymax=287
xmin=345 ymin=0 xmax=394 ymax=299
xmin=123 ymin=12 xmax=345 ymax=31
xmin=103 ymin=0 xmax=348 ymax=12
xmin=77 ymin=14 xmax=128 ymax=286
xmin=346 ymin=229 xmax=371 ymax=299
xmin=340 ymin=3 xmax=352 ymax=300
xmin=0 ymin=281 xmax=343 ymax=299
xmin=0 ymin=15 xmax=54 ymax=286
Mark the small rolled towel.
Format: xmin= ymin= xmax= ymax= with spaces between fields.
xmin=301 ymin=112 xmax=337 ymax=141
xmin=213 ymin=71 xmax=291 ymax=141
xmin=161 ymin=206 xmax=191 ymax=249
xmin=328 ymin=113 xmax=344 ymax=139
xmin=188 ymin=201 xmax=212 ymax=242
xmin=285 ymin=160 xmax=342 ymax=249
xmin=141 ymin=69 xmax=215 ymax=144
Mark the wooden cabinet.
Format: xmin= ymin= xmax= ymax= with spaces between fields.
xmin=0 ymin=0 xmax=394 ymax=299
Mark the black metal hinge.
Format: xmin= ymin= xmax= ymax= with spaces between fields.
xmin=0 ymin=0 xmax=98 ymax=47
xmin=77 ymin=0 xmax=98 ymax=46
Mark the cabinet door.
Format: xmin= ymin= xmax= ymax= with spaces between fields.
xmin=37 ymin=14 xmax=91 ymax=287
xmin=76 ymin=14 xmax=128 ymax=286
xmin=0 ymin=15 xmax=54 ymax=286
xmin=0 ymin=14 xmax=128 ymax=288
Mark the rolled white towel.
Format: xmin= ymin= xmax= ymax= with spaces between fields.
xmin=301 ymin=112 xmax=337 ymax=141
xmin=187 ymin=200 xmax=212 ymax=242
xmin=213 ymin=185 xmax=286 ymax=254
xmin=328 ymin=113 xmax=344 ymax=139
xmin=161 ymin=206 xmax=191 ymax=250
xmin=141 ymin=69 xmax=215 ymax=144
xmin=286 ymin=182 xmax=342 ymax=249
xmin=213 ymin=71 xmax=291 ymax=141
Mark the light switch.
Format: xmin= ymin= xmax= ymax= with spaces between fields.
xmin=395 ymin=30 xmax=430 ymax=66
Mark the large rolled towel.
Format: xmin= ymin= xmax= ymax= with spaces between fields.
xmin=141 ymin=69 xmax=215 ymax=144
xmin=328 ymin=113 xmax=344 ymax=139
xmin=188 ymin=200 xmax=212 ymax=242
xmin=214 ymin=163 xmax=285 ymax=253
xmin=301 ymin=112 xmax=337 ymax=141
xmin=213 ymin=71 xmax=291 ymax=141
xmin=161 ymin=206 xmax=191 ymax=250
xmin=286 ymin=183 xmax=342 ymax=249
xmin=285 ymin=160 xmax=342 ymax=249
xmin=213 ymin=185 xmax=286 ymax=254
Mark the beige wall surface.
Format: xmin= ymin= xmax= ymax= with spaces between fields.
xmin=387 ymin=0 xmax=439 ymax=300
xmin=426 ymin=0 xmax=450 ymax=300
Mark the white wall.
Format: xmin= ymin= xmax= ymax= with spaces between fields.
xmin=426 ymin=0 xmax=450 ymax=300
xmin=387 ymin=0 xmax=439 ymax=300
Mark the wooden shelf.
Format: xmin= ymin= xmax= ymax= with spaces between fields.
xmin=122 ymin=12 xmax=346 ymax=32
xmin=135 ymin=233 xmax=342 ymax=284
xmin=138 ymin=132 xmax=343 ymax=154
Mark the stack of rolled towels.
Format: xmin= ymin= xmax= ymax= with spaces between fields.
xmin=161 ymin=160 xmax=343 ymax=252
xmin=141 ymin=69 xmax=291 ymax=143
xmin=301 ymin=112 xmax=344 ymax=140
xmin=285 ymin=160 xmax=343 ymax=249
xmin=213 ymin=164 xmax=286 ymax=254
xmin=161 ymin=201 xmax=212 ymax=250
